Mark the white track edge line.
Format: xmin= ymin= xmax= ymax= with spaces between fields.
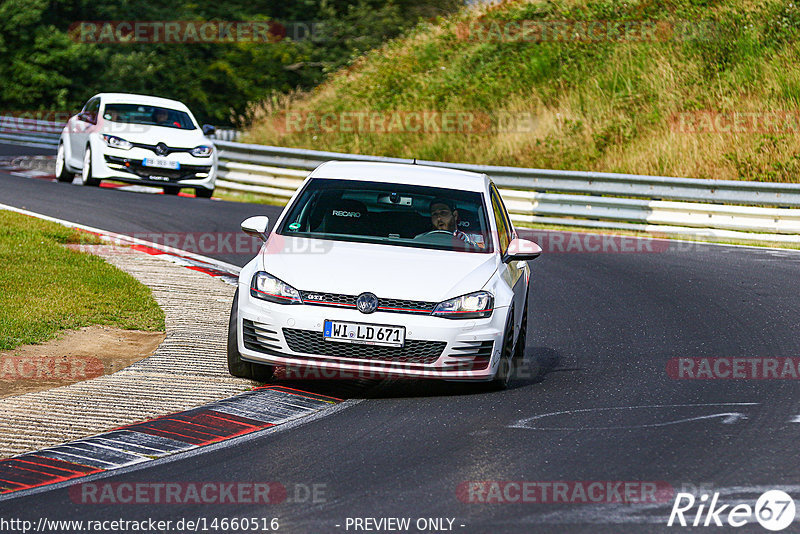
xmin=0 ymin=202 xmax=242 ymax=274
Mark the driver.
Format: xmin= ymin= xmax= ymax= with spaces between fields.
xmin=153 ymin=108 xmax=170 ymax=125
xmin=424 ymin=198 xmax=474 ymax=245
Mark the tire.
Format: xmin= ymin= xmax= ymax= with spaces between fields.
xmin=490 ymin=313 xmax=515 ymax=390
xmin=513 ymin=295 xmax=539 ymax=380
xmin=80 ymin=146 xmax=100 ymax=186
xmin=227 ymin=289 xmax=275 ymax=382
xmin=55 ymin=143 xmax=73 ymax=183
xmin=163 ymin=186 xmax=181 ymax=195
xmin=514 ymin=296 xmax=528 ymax=364
xmin=195 ymin=188 xmax=214 ymax=198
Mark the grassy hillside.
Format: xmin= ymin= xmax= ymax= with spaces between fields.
xmin=244 ymin=0 xmax=800 ymax=182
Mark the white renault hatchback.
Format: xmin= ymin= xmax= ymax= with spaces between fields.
xmin=55 ymin=93 xmax=217 ymax=197
xmin=228 ymin=161 xmax=542 ymax=388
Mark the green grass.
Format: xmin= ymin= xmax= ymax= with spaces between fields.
xmin=0 ymin=211 xmax=165 ymax=350
xmin=243 ymin=0 xmax=800 ymax=182
xmin=212 ymin=189 xmax=288 ymax=206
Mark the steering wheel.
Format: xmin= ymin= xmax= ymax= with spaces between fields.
xmin=417 ymin=230 xmax=454 ymax=237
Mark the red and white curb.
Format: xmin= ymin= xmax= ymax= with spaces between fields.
xmin=0 ymin=386 xmax=339 ymax=495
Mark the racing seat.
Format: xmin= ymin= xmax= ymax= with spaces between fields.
xmin=319 ymin=199 xmax=374 ymax=235
xmin=456 ymin=206 xmax=480 ymax=233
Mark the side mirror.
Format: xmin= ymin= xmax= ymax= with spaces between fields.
xmin=202 ymin=124 xmax=216 ymax=136
xmin=503 ymin=238 xmax=542 ymax=263
xmin=241 ymin=216 xmax=270 ymax=242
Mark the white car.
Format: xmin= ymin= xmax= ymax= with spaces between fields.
xmin=55 ymin=93 xmax=218 ymax=197
xmin=228 ymin=161 xmax=542 ymax=388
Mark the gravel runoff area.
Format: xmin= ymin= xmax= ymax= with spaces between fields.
xmin=0 ymin=245 xmax=254 ymax=458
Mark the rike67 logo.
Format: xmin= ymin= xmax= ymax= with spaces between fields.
xmin=668 ymin=490 xmax=796 ymax=531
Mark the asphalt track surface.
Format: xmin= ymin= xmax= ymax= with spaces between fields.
xmin=1 ymin=142 xmax=800 ymax=532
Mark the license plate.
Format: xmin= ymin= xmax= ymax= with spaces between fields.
xmin=142 ymin=158 xmax=180 ymax=170
xmin=323 ymin=320 xmax=405 ymax=348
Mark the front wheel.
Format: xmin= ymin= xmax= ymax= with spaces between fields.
xmin=163 ymin=186 xmax=181 ymax=195
xmin=80 ymin=146 xmax=100 ymax=187
xmin=227 ymin=289 xmax=275 ymax=382
xmin=55 ymin=144 xmax=73 ymax=183
xmin=490 ymin=314 xmax=515 ymax=390
xmin=514 ymin=296 xmax=528 ymax=364
xmin=195 ymin=188 xmax=214 ymax=199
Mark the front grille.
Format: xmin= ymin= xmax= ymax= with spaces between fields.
xmin=242 ymin=320 xmax=282 ymax=353
xmin=130 ymin=142 xmax=193 ymax=156
xmin=298 ymin=291 xmax=356 ymax=308
xmin=298 ymin=291 xmax=436 ymax=315
xmin=105 ymin=155 xmax=211 ymax=181
xmin=282 ymin=328 xmax=446 ymax=364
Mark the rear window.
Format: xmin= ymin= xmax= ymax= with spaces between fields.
xmin=278 ymin=178 xmax=493 ymax=253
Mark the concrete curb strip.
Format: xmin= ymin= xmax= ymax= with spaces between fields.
xmin=0 ymin=246 xmax=269 ymax=459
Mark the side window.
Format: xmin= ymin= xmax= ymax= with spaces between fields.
xmin=490 ymin=185 xmax=511 ymax=254
xmin=81 ymin=98 xmax=100 ymax=124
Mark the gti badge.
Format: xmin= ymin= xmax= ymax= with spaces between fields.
xmin=356 ymin=292 xmax=379 ymax=314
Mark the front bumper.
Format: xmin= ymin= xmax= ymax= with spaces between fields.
xmin=237 ymin=284 xmax=507 ymax=380
xmin=91 ymin=144 xmax=216 ymax=188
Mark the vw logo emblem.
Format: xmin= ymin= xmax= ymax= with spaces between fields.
xmin=155 ymin=143 xmax=168 ymax=156
xmin=356 ymin=292 xmax=379 ymax=314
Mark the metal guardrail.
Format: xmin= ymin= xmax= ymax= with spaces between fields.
xmin=213 ymin=140 xmax=800 ymax=243
xmin=214 ymin=141 xmax=800 ymax=207
xmin=0 ymin=115 xmax=61 ymax=148
xmin=1 ymin=116 xmax=798 ymax=243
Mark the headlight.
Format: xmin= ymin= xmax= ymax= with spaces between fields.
xmin=250 ymin=271 xmax=301 ymax=304
xmin=432 ymin=291 xmax=493 ymax=319
xmin=191 ymin=145 xmax=213 ymax=157
xmin=102 ymin=134 xmax=132 ymax=150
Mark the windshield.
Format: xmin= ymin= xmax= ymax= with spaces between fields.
xmin=102 ymin=103 xmax=197 ymax=130
xmin=278 ymin=178 xmax=493 ymax=253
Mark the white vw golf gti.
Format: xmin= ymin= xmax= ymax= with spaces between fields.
xmin=228 ymin=161 xmax=541 ymax=388
xmin=55 ymin=93 xmax=218 ymax=197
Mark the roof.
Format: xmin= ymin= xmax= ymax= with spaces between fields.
xmin=91 ymin=93 xmax=193 ymax=112
xmin=309 ymin=161 xmax=489 ymax=192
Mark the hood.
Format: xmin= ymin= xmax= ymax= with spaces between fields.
xmin=259 ymin=236 xmax=498 ymax=303
xmin=99 ymin=121 xmax=209 ymax=148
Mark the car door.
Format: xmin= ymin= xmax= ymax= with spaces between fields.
xmin=70 ymin=97 xmax=100 ymax=166
xmin=490 ymin=183 xmax=527 ymax=332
